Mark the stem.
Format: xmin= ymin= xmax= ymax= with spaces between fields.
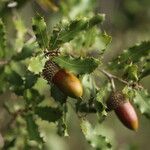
xmin=99 ymin=69 xmax=143 ymax=89
xmin=100 ymin=69 xmax=116 ymax=91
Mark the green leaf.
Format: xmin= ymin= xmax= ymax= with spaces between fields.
xmin=53 ymin=55 xmax=99 ymax=74
xmin=81 ymin=74 xmax=98 ymax=100
xmin=23 ymin=89 xmax=44 ymax=105
xmin=24 ymin=71 xmax=38 ymax=89
xmin=7 ymin=71 xmax=23 ymax=86
xmin=60 ymin=0 xmax=96 ymax=19
xmin=50 ymin=14 xmax=105 ymax=49
xmin=0 ymin=19 xmax=6 ymax=58
xmin=25 ymin=114 xmax=43 ymax=142
xmin=51 ymin=84 xmax=67 ymax=104
xmin=69 ymin=28 xmax=97 ymax=52
xmin=57 ymin=104 xmax=68 ymax=137
xmin=28 ymin=55 xmax=47 ymax=74
xmin=0 ymin=67 xmax=8 ymax=93
xmin=4 ymin=64 xmax=25 ymax=95
xmin=110 ymin=41 xmax=150 ymax=69
xmin=95 ymin=88 xmax=108 ymax=122
xmin=140 ymin=60 xmax=150 ymax=79
xmin=77 ymin=80 xmax=108 ymax=121
xmin=6 ymin=60 xmax=27 ymax=77
xmin=4 ymin=66 xmax=24 ymax=86
xmin=122 ymin=86 xmax=135 ymax=100
xmin=80 ymin=119 xmax=112 ymax=150
xmin=76 ymin=102 xmax=97 ymax=113
xmin=98 ymin=32 xmax=112 ymax=55
xmin=70 ymin=28 xmax=111 ymax=55
xmin=35 ymin=107 xmax=62 ymax=122
xmin=2 ymin=138 xmax=16 ymax=150
xmin=14 ymin=16 xmax=27 ymax=52
xmin=57 ymin=118 xmax=68 ymax=137
xmin=124 ymin=64 xmax=139 ymax=81
xmin=12 ymin=42 xmax=39 ymax=61
xmin=32 ymin=15 xmax=49 ymax=50
xmin=133 ymin=89 xmax=150 ymax=119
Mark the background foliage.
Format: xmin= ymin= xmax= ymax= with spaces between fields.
xmin=0 ymin=0 xmax=150 ymax=150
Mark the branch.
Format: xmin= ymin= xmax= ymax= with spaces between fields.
xmin=99 ymin=69 xmax=143 ymax=89
xmin=99 ymin=69 xmax=116 ymax=91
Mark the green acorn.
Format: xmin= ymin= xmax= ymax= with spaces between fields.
xmin=107 ymin=91 xmax=138 ymax=131
xmin=42 ymin=60 xmax=83 ymax=98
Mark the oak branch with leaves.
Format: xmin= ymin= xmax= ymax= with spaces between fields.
xmin=0 ymin=2 xmax=150 ymax=150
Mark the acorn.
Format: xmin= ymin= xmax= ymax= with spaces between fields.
xmin=42 ymin=60 xmax=83 ymax=98
xmin=107 ymin=91 xmax=138 ymax=131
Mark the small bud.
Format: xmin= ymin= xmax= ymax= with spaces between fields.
xmin=107 ymin=91 xmax=138 ymax=131
xmin=42 ymin=60 xmax=83 ymax=98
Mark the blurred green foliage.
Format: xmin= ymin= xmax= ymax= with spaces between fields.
xmin=0 ymin=0 xmax=150 ymax=150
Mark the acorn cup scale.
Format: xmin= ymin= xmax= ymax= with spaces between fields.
xmin=107 ymin=91 xmax=138 ymax=131
xmin=42 ymin=60 xmax=83 ymax=98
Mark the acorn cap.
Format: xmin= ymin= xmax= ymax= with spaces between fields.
xmin=107 ymin=91 xmax=127 ymax=110
xmin=42 ymin=60 xmax=60 ymax=83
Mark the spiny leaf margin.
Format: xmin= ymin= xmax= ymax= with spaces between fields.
xmin=110 ymin=41 xmax=150 ymax=69
xmin=35 ymin=106 xmax=62 ymax=122
xmin=49 ymin=14 xmax=105 ymax=50
xmin=0 ymin=18 xmax=6 ymax=58
xmin=53 ymin=55 xmax=99 ymax=74
xmin=32 ymin=15 xmax=49 ymax=50
xmin=80 ymin=119 xmax=112 ymax=150
xmin=133 ymin=89 xmax=150 ymax=119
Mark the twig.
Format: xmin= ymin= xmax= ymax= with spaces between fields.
xmin=99 ymin=69 xmax=116 ymax=91
xmin=100 ymin=69 xmax=128 ymax=84
xmin=99 ymin=69 xmax=143 ymax=89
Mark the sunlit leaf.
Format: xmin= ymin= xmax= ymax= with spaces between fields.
xmin=80 ymin=119 xmax=112 ymax=150
xmin=110 ymin=41 xmax=150 ymax=69
xmin=12 ymin=42 xmax=39 ymax=61
xmin=124 ymin=64 xmax=139 ymax=81
xmin=140 ymin=59 xmax=150 ymax=79
xmin=32 ymin=15 xmax=49 ymax=50
xmin=14 ymin=16 xmax=27 ymax=52
xmin=50 ymin=14 xmax=105 ymax=49
xmin=133 ymin=89 xmax=150 ymax=119
xmin=95 ymin=88 xmax=108 ymax=122
xmin=28 ymin=55 xmax=47 ymax=74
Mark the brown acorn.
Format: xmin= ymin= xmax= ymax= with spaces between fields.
xmin=42 ymin=60 xmax=83 ymax=98
xmin=107 ymin=91 xmax=138 ymax=131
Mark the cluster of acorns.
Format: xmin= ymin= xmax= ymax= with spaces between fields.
xmin=42 ymin=60 xmax=138 ymax=131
